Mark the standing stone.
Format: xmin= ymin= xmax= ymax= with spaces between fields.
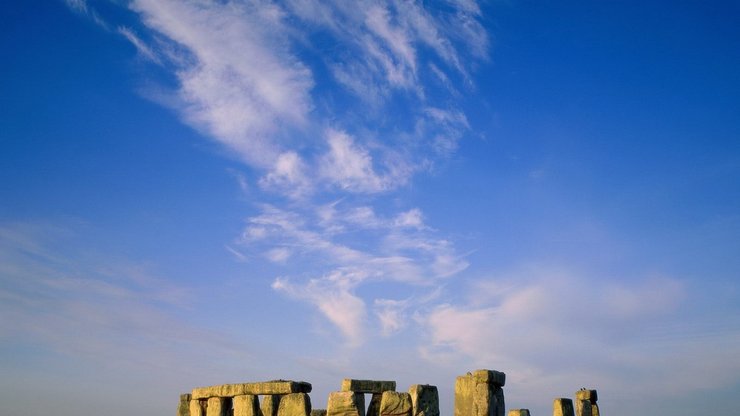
xmin=311 ymin=410 xmax=328 ymax=416
xmin=574 ymin=399 xmax=591 ymax=416
xmin=575 ymin=389 xmax=598 ymax=416
xmin=190 ymin=400 xmax=207 ymax=416
xmin=408 ymin=385 xmax=439 ymax=416
xmin=179 ymin=394 xmax=192 ymax=416
xmin=327 ymin=391 xmax=366 ymax=416
xmin=262 ymin=395 xmax=283 ymax=416
xmin=233 ymin=395 xmax=260 ymax=416
xmin=367 ymin=394 xmax=383 ymax=416
xmin=553 ymin=399 xmax=574 ymax=416
xmin=207 ymin=397 xmax=226 ymax=416
xmin=278 ymin=393 xmax=311 ymax=416
xmin=455 ymin=370 xmax=506 ymax=416
xmin=508 ymin=410 xmax=530 ymax=416
xmin=379 ymin=392 xmax=412 ymax=416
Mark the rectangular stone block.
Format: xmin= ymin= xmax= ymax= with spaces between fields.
xmin=262 ymin=395 xmax=283 ymax=416
xmin=408 ymin=385 xmax=439 ymax=416
xmin=574 ymin=390 xmax=597 ymax=403
xmin=233 ymin=395 xmax=260 ymax=416
xmin=192 ymin=381 xmax=312 ymax=399
xmin=471 ymin=370 xmax=506 ymax=387
xmin=190 ymin=400 xmax=207 ymax=416
xmin=179 ymin=394 xmax=192 ymax=416
xmin=207 ymin=397 xmax=226 ymax=416
xmin=379 ymin=392 xmax=412 ymax=416
xmin=508 ymin=410 xmax=530 ymax=416
xmin=341 ymin=379 xmax=396 ymax=394
xmin=553 ymin=399 xmax=575 ymax=416
xmin=575 ymin=399 xmax=592 ymax=416
xmin=278 ymin=393 xmax=311 ymax=416
xmin=327 ymin=391 xmax=366 ymax=416
xmin=367 ymin=393 xmax=382 ymax=416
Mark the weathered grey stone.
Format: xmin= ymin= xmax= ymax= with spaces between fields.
xmin=508 ymin=410 xmax=530 ymax=416
xmin=341 ymin=379 xmax=396 ymax=394
xmin=574 ymin=390 xmax=597 ymax=403
xmin=207 ymin=397 xmax=226 ymax=416
xmin=262 ymin=395 xmax=283 ymax=416
xmin=408 ymin=385 xmax=439 ymax=416
xmin=277 ymin=393 xmax=311 ymax=416
xmin=367 ymin=393 xmax=382 ymax=416
xmin=192 ymin=381 xmax=312 ymax=399
xmin=327 ymin=391 xmax=366 ymax=416
xmin=179 ymin=394 xmax=192 ymax=416
xmin=233 ymin=395 xmax=260 ymax=416
xmin=553 ymin=399 xmax=575 ymax=416
xmin=472 ymin=370 xmax=506 ymax=387
xmin=190 ymin=400 xmax=207 ymax=416
xmin=574 ymin=399 xmax=592 ymax=416
xmin=455 ymin=370 xmax=506 ymax=416
xmin=379 ymin=392 xmax=412 ymax=416
xmin=311 ymin=409 xmax=328 ymax=416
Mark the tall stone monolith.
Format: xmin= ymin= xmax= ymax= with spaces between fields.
xmin=179 ymin=394 xmax=192 ymax=416
xmin=207 ymin=397 xmax=226 ymax=416
xmin=454 ymin=369 xmax=506 ymax=416
xmin=379 ymin=391 xmax=412 ymax=416
xmin=277 ymin=393 xmax=311 ymax=416
xmin=408 ymin=384 xmax=439 ymax=416
xmin=262 ymin=395 xmax=283 ymax=416
xmin=553 ymin=399 xmax=574 ymax=416
xmin=575 ymin=389 xmax=598 ymax=416
xmin=190 ymin=400 xmax=207 ymax=416
xmin=327 ymin=391 xmax=366 ymax=416
xmin=233 ymin=395 xmax=260 ymax=416
xmin=367 ymin=394 xmax=383 ymax=416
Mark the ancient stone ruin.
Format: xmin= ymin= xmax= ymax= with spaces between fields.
xmin=177 ymin=370 xmax=601 ymax=416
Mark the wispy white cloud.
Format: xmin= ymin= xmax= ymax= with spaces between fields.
xmin=118 ymin=26 xmax=161 ymax=64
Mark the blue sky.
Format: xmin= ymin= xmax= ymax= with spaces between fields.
xmin=1 ymin=1 xmax=740 ymax=415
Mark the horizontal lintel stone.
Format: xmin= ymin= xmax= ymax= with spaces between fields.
xmin=192 ymin=381 xmax=312 ymax=399
xmin=341 ymin=379 xmax=396 ymax=394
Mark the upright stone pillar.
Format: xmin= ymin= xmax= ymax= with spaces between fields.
xmin=262 ymin=395 xmax=283 ymax=416
xmin=508 ymin=410 xmax=530 ymax=416
xmin=367 ymin=394 xmax=382 ymax=416
xmin=408 ymin=385 xmax=439 ymax=416
xmin=553 ymin=399 xmax=574 ymax=416
xmin=190 ymin=399 xmax=207 ymax=416
xmin=233 ymin=395 xmax=260 ymax=416
xmin=179 ymin=394 xmax=192 ymax=416
xmin=327 ymin=391 xmax=366 ymax=416
xmin=207 ymin=397 xmax=226 ymax=416
xmin=379 ymin=392 xmax=412 ymax=416
xmin=278 ymin=393 xmax=311 ymax=416
xmin=575 ymin=389 xmax=598 ymax=416
xmin=454 ymin=369 xmax=506 ymax=416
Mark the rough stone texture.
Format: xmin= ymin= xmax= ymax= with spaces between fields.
xmin=341 ymin=379 xmax=396 ymax=394
xmin=379 ymin=392 xmax=412 ymax=416
xmin=327 ymin=391 xmax=366 ymax=416
xmin=591 ymin=404 xmax=600 ymax=416
xmin=311 ymin=409 xmax=328 ymax=416
xmin=408 ymin=385 xmax=439 ymax=416
xmin=553 ymin=399 xmax=575 ymax=416
xmin=192 ymin=381 xmax=312 ymax=399
xmin=179 ymin=394 xmax=192 ymax=416
xmin=190 ymin=400 xmax=207 ymax=416
xmin=455 ymin=370 xmax=506 ymax=416
xmin=575 ymin=399 xmax=592 ymax=416
xmin=507 ymin=410 xmax=530 ymax=416
xmin=471 ymin=370 xmax=506 ymax=387
xmin=367 ymin=393 xmax=382 ymax=416
xmin=233 ymin=395 xmax=260 ymax=416
xmin=278 ymin=393 xmax=312 ymax=416
xmin=262 ymin=395 xmax=283 ymax=416
xmin=574 ymin=390 xmax=597 ymax=403
xmin=207 ymin=397 xmax=226 ymax=416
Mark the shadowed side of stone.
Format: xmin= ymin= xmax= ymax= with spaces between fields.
xmin=262 ymin=394 xmax=283 ymax=416
xmin=192 ymin=381 xmax=312 ymax=399
xmin=341 ymin=379 xmax=396 ymax=394
xmin=367 ymin=393 xmax=383 ymax=416
xmin=408 ymin=385 xmax=439 ymax=416
xmin=553 ymin=399 xmax=575 ymax=416
xmin=277 ymin=393 xmax=311 ymax=416
xmin=508 ymin=410 xmax=530 ymax=416
xmin=311 ymin=409 xmax=328 ymax=416
xmin=327 ymin=391 xmax=366 ymax=416
xmin=379 ymin=392 xmax=412 ymax=416
xmin=179 ymin=394 xmax=192 ymax=416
